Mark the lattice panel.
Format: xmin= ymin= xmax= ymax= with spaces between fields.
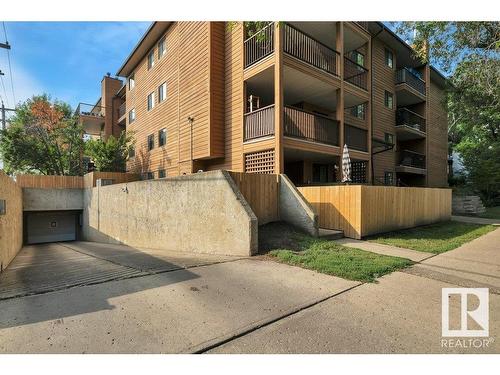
xmin=245 ymin=149 xmax=275 ymax=174
xmin=351 ymin=160 xmax=368 ymax=183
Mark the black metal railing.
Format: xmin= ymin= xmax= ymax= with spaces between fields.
xmin=284 ymin=106 xmax=339 ymax=146
xmin=345 ymin=124 xmax=368 ymax=152
xmin=396 ymin=108 xmax=426 ymax=133
xmin=344 ymin=56 xmax=368 ymax=90
xmin=399 ymin=150 xmax=426 ymax=169
xmin=118 ymin=102 xmax=126 ymax=118
xmin=75 ymin=102 xmax=105 ymax=118
xmin=283 ymin=23 xmax=340 ymax=77
xmin=244 ymin=105 xmax=275 ymax=141
xmin=396 ymin=68 xmax=426 ymax=96
xmin=244 ymin=23 xmax=275 ymax=68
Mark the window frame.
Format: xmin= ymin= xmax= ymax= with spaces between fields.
xmin=385 ymin=48 xmax=394 ymax=69
xmin=128 ymin=73 xmax=135 ymax=90
xmin=158 ymin=169 xmax=166 ymax=179
xmin=350 ymin=104 xmax=365 ymax=120
xmin=147 ymin=134 xmax=154 ymax=151
xmin=158 ymin=37 xmax=166 ymax=59
xmin=384 ymin=91 xmax=394 ymax=109
xmin=147 ymin=91 xmax=155 ymax=111
xmin=147 ymin=50 xmax=155 ymax=70
xmin=128 ymin=108 xmax=136 ymax=123
xmin=384 ymin=171 xmax=395 ymax=186
xmin=384 ymin=132 xmax=394 ymax=145
xmin=158 ymin=82 xmax=167 ymax=103
xmin=158 ymin=128 xmax=167 ymax=147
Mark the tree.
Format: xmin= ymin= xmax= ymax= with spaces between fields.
xmin=85 ymin=132 xmax=134 ymax=172
xmin=0 ymin=94 xmax=85 ymax=176
xmin=395 ymin=22 xmax=500 ymax=205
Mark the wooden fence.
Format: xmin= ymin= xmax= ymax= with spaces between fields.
xmin=228 ymin=171 xmax=279 ymax=225
xmin=16 ymin=172 xmax=140 ymax=189
xmin=298 ymin=185 xmax=452 ymax=239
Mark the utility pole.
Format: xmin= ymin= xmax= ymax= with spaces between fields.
xmin=1 ymin=100 xmax=15 ymax=130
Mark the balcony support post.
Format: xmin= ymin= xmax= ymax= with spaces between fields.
xmin=336 ymin=22 xmax=345 ymax=181
xmin=274 ymin=22 xmax=284 ymax=174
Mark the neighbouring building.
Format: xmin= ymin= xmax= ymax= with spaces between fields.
xmin=77 ymin=22 xmax=448 ymax=187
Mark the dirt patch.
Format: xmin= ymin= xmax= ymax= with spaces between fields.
xmin=258 ymin=222 xmax=305 ymax=254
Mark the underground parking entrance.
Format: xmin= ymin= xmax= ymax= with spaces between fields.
xmin=23 ymin=210 xmax=82 ymax=245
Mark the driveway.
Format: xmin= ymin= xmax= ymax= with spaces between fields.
xmin=0 ymin=229 xmax=498 ymax=354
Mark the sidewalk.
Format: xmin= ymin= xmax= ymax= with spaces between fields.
xmin=452 ymin=215 xmax=500 ymax=226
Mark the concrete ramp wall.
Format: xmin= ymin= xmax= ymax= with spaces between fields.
xmin=82 ymin=170 xmax=258 ymax=256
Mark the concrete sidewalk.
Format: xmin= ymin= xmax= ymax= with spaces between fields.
xmin=210 ymin=228 xmax=500 ymax=353
xmin=452 ymin=215 xmax=499 ymax=225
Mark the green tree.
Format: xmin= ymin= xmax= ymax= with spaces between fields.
xmin=396 ymin=22 xmax=500 ymax=204
xmin=0 ymin=94 xmax=85 ymax=176
xmin=85 ymin=132 xmax=134 ymax=172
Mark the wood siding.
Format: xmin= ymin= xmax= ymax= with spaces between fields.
xmin=228 ymin=171 xmax=279 ymax=224
xmin=16 ymin=175 xmax=84 ymax=189
xmin=298 ymin=185 xmax=451 ymax=239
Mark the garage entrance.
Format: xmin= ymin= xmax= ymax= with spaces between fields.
xmin=24 ymin=211 xmax=81 ymax=245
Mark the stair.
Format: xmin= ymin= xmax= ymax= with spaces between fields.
xmin=318 ymin=228 xmax=344 ymax=240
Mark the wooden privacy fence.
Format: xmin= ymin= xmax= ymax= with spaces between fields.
xmin=228 ymin=171 xmax=279 ymax=225
xmin=15 ymin=172 xmax=140 ymax=189
xmin=298 ymin=185 xmax=452 ymax=239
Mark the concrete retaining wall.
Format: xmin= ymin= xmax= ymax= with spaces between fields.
xmin=23 ymin=188 xmax=83 ymax=211
xmin=82 ymin=170 xmax=258 ymax=256
xmin=0 ymin=171 xmax=23 ymax=272
xmin=279 ymin=175 xmax=318 ymax=236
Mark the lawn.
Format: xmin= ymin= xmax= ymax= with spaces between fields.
xmin=478 ymin=206 xmax=500 ymax=220
xmin=261 ymin=223 xmax=413 ymax=283
xmin=367 ymin=221 xmax=496 ymax=254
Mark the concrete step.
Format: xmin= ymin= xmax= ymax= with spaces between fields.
xmin=319 ymin=228 xmax=344 ymax=240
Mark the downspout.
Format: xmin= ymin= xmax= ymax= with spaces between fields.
xmin=370 ymin=25 xmax=385 ymax=185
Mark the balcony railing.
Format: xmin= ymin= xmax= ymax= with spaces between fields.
xmin=399 ymin=150 xmax=426 ymax=169
xmin=396 ymin=68 xmax=426 ymax=96
xmin=75 ymin=102 xmax=105 ymax=118
xmin=345 ymin=124 xmax=368 ymax=152
xmin=244 ymin=23 xmax=275 ymax=68
xmin=396 ymin=108 xmax=426 ymax=133
xmin=244 ymin=105 xmax=275 ymax=141
xmin=118 ymin=102 xmax=126 ymax=118
xmin=283 ymin=23 xmax=340 ymax=77
xmin=354 ymin=22 xmax=369 ymax=31
xmin=284 ymin=106 xmax=339 ymax=146
xmin=344 ymin=57 xmax=368 ymax=90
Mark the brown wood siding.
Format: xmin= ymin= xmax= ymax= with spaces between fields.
xmin=16 ymin=175 xmax=84 ymax=189
xmin=427 ymin=81 xmax=448 ymax=187
xmin=371 ymin=38 xmax=396 ymax=180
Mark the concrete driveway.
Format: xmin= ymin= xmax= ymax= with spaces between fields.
xmin=1 ymin=229 xmax=499 ymax=354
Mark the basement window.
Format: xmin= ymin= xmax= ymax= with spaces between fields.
xmin=146 ymin=172 xmax=154 ymax=180
xmin=147 ymin=134 xmax=154 ymax=151
xmin=158 ymin=169 xmax=166 ymax=179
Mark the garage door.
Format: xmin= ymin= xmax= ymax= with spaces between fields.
xmin=26 ymin=211 xmax=78 ymax=244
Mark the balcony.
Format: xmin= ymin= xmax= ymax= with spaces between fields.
xmin=244 ymin=23 xmax=275 ymax=68
xmin=344 ymin=56 xmax=368 ymax=90
xmin=396 ymin=108 xmax=426 ymax=140
xmin=396 ymin=68 xmax=426 ymax=105
xmin=244 ymin=105 xmax=275 ymax=141
xmin=396 ymin=150 xmax=426 ymax=175
xmin=283 ymin=23 xmax=340 ymax=77
xmin=75 ymin=102 xmax=105 ymax=136
xmin=354 ymin=22 xmax=369 ymax=31
xmin=118 ymin=101 xmax=127 ymax=125
xmin=284 ymin=106 xmax=339 ymax=146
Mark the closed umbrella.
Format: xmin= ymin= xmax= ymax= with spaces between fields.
xmin=342 ymin=144 xmax=352 ymax=183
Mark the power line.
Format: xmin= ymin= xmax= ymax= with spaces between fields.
xmin=2 ymin=22 xmax=15 ymax=107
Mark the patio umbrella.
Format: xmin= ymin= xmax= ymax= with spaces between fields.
xmin=341 ymin=144 xmax=352 ymax=183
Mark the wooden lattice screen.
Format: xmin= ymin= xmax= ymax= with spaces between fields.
xmin=244 ymin=149 xmax=275 ymax=174
xmin=351 ymin=160 xmax=368 ymax=183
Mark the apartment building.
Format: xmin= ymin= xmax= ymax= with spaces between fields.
xmin=79 ymin=21 xmax=448 ymax=187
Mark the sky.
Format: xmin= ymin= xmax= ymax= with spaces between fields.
xmin=0 ymin=22 xmax=150 ymax=111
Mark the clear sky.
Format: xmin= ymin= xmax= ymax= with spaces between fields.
xmin=0 ymin=22 xmax=150 ymax=110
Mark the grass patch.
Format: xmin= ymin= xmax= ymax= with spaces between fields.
xmin=478 ymin=206 xmax=500 ymax=220
xmin=367 ymin=221 xmax=496 ymax=254
xmin=263 ymin=223 xmax=412 ymax=282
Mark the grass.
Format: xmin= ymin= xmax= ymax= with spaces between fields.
xmin=262 ymin=223 xmax=413 ymax=283
xmin=478 ymin=206 xmax=500 ymax=220
xmin=367 ymin=221 xmax=496 ymax=254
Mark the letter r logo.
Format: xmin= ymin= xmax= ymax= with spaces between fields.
xmin=442 ymin=288 xmax=489 ymax=337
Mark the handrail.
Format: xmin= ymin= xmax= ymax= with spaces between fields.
xmin=396 ymin=107 xmax=426 ymax=133
xmin=244 ymin=104 xmax=275 ymax=116
xmin=344 ymin=56 xmax=368 ymax=90
xmin=244 ymin=104 xmax=275 ymax=141
xmin=243 ymin=22 xmax=274 ymax=43
xmin=284 ymin=105 xmax=339 ymax=146
xmin=401 ymin=67 xmax=425 ymax=83
xmin=402 ymin=149 xmax=425 ymax=156
xmin=344 ymin=56 xmax=367 ymax=72
xmin=284 ymin=23 xmax=340 ymax=56
xmin=244 ymin=23 xmax=275 ymax=68
xmin=397 ymin=107 xmax=425 ymax=120
xmin=396 ymin=68 xmax=426 ymax=96
xmin=285 ymin=105 xmax=335 ymax=122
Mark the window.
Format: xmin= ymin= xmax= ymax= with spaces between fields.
xmin=158 ymin=169 xmax=166 ymax=179
xmin=128 ymin=74 xmax=135 ymax=90
xmin=350 ymin=50 xmax=365 ymax=66
xmin=146 ymin=172 xmax=154 ymax=180
xmin=350 ymin=104 xmax=365 ymax=119
xmin=148 ymin=50 xmax=155 ymax=70
xmin=385 ymin=49 xmax=394 ymax=68
xmin=147 ymin=134 xmax=154 ymax=151
xmin=0 ymin=199 xmax=5 ymax=215
xmin=129 ymin=147 xmax=135 ymax=158
xmin=128 ymin=108 xmax=136 ymax=123
xmin=384 ymin=133 xmax=394 ymax=145
xmin=384 ymin=171 xmax=395 ymax=186
xmin=384 ymin=91 xmax=394 ymax=109
xmin=158 ymin=128 xmax=167 ymax=147
xmin=158 ymin=37 xmax=166 ymax=59
xmin=158 ymin=82 xmax=167 ymax=103
xmin=147 ymin=92 xmax=155 ymax=111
